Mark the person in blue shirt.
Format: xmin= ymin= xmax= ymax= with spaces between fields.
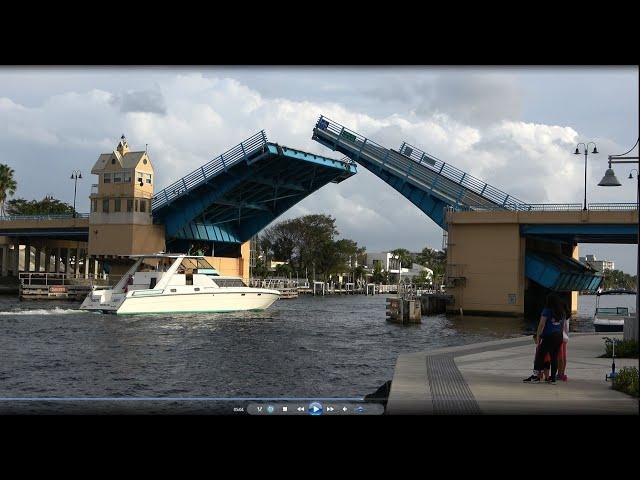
xmin=523 ymin=293 xmax=566 ymax=384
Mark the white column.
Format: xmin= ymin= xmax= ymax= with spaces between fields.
xmin=84 ymin=250 xmax=89 ymax=277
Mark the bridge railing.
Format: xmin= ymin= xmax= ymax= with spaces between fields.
xmin=398 ymin=141 xmax=530 ymax=210
xmin=449 ymin=203 xmax=637 ymax=212
xmin=152 ymin=130 xmax=269 ymax=211
xmin=314 ymin=115 xmax=528 ymax=211
xmin=0 ymin=213 xmax=90 ymax=221
xmin=588 ymin=203 xmax=638 ymax=211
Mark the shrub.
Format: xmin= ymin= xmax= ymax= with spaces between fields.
xmin=601 ymin=338 xmax=639 ymax=358
xmin=613 ymin=367 xmax=639 ymax=397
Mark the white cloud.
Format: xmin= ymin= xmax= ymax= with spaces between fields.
xmin=0 ymin=72 xmax=636 ymax=264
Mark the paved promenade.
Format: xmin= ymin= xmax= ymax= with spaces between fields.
xmin=387 ymin=333 xmax=639 ymax=415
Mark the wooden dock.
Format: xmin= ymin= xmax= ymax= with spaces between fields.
xmin=17 ymin=272 xmax=110 ymax=301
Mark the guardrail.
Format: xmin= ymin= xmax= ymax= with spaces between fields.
xmin=588 ymin=203 xmax=638 ymax=211
xmin=398 ymin=141 xmax=530 ymax=210
xmin=152 ymin=130 xmax=269 ymax=211
xmin=0 ymin=213 xmax=90 ymax=221
xmin=315 ymin=115 xmax=531 ymax=211
xmin=18 ymin=272 xmax=111 ymax=286
xmin=449 ymin=203 xmax=637 ymax=212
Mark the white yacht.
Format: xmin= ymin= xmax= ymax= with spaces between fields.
xmin=592 ymin=288 xmax=635 ymax=332
xmin=80 ymin=254 xmax=281 ymax=315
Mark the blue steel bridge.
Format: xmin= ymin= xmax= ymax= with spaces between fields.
xmin=311 ymin=115 xmax=638 ymax=293
xmin=150 ymin=130 xmax=355 ymax=253
xmin=1 ymin=130 xmax=356 ymax=256
xmin=1 ymin=118 xmax=636 ymax=295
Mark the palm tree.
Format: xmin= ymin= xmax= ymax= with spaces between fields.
xmin=0 ymin=164 xmax=17 ymax=217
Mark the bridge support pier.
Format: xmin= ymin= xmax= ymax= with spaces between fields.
xmin=1 ymin=245 xmax=8 ymax=277
xmin=74 ymin=247 xmax=80 ymax=277
xmin=64 ymin=248 xmax=71 ymax=274
xmin=24 ymin=241 xmax=30 ymax=272
xmin=13 ymin=239 xmax=20 ymax=276
xmin=44 ymin=247 xmax=50 ymax=273
xmin=34 ymin=247 xmax=41 ymax=272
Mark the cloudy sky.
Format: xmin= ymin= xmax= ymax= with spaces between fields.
xmin=1 ymin=67 xmax=638 ymax=272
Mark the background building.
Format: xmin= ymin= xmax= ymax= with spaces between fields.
xmin=579 ymin=254 xmax=615 ymax=272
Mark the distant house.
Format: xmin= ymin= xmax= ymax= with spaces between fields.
xmin=364 ymin=251 xmax=433 ymax=281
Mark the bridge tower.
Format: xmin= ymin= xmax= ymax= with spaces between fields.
xmin=88 ymin=135 xmax=165 ymax=259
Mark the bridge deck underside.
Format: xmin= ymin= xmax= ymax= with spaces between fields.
xmin=152 ymin=145 xmax=355 ymax=243
xmin=0 ymin=227 xmax=88 ymax=242
xmin=521 ymin=224 xmax=638 ymax=244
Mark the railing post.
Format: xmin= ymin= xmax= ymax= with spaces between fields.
xmin=335 ymin=126 xmax=345 ymax=149
xmin=241 ymin=142 xmax=248 ymax=164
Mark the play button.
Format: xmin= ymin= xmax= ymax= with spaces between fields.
xmin=308 ymin=402 xmax=323 ymax=415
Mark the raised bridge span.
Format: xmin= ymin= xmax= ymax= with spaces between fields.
xmin=311 ymin=115 xmax=637 ymax=315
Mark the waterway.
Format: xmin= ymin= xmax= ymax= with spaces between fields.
xmin=0 ymin=293 xmax=634 ymax=414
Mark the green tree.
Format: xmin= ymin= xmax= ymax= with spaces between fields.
xmin=0 ymin=164 xmax=17 ymax=216
xmin=6 ymin=196 xmax=74 ymax=216
xmin=274 ymin=263 xmax=293 ymax=277
xmin=372 ymin=262 xmax=387 ymax=283
xmin=601 ymin=269 xmax=637 ymax=290
xmin=390 ymin=248 xmax=413 ymax=268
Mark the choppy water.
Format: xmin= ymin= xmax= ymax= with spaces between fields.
xmin=0 ymin=293 xmax=633 ymax=414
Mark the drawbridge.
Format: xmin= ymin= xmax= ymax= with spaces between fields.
xmin=312 ymin=116 xmax=530 ymax=229
xmin=311 ymin=115 xmax=610 ymax=294
xmin=152 ymin=130 xmax=356 ymax=252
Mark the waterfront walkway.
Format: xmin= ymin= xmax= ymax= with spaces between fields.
xmin=387 ymin=333 xmax=638 ymax=414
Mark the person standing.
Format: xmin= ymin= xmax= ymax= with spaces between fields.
xmin=557 ymin=305 xmax=571 ymax=381
xmin=523 ymin=294 xmax=566 ymax=384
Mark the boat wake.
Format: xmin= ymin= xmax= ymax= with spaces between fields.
xmin=0 ymin=307 xmax=84 ymax=316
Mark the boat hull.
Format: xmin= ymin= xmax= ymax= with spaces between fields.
xmin=594 ymin=323 xmax=624 ymax=332
xmin=115 ymin=289 xmax=280 ymax=315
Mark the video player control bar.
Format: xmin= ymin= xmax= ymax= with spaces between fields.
xmin=247 ymin=402 xmax=384 ymax=415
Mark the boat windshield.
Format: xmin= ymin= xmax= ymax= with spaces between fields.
xmin=213 ymin=278 xmax=247 ymax=287
xmin=177 ymin=257 xmax=214 ymax=273
xmin=596 ymin=307 xmax=629 ymax=315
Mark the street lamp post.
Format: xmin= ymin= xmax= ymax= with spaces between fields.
xmin=575 ymin=142 xmax=598 ymax=210
xmin=70 ymin=170 xmax=82 ymax=218
xmin=598 ymin=138 xmax=639 ymax=327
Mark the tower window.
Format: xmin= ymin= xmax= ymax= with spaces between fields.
xmin=103 ymin=173 xmax=112 ymax=184
xmin=124 ymin=170 xmax=132 ymax=183
xmin=102 ymin=198 xmax=110 ymax=213
xmin=111 ymin=158 xmax=116 ymax=164
xmin=145 ymin=173 xmax=152 ymax=184
xmin=140 ymin=199 xmax=147 ymax=213
xmin=127 ymin=199 xmax=133 ymax=212
xmin=113 ymin=171 xmax=122 ymax=183
xmin=114 ymin=198 xmax=121 ymax=212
